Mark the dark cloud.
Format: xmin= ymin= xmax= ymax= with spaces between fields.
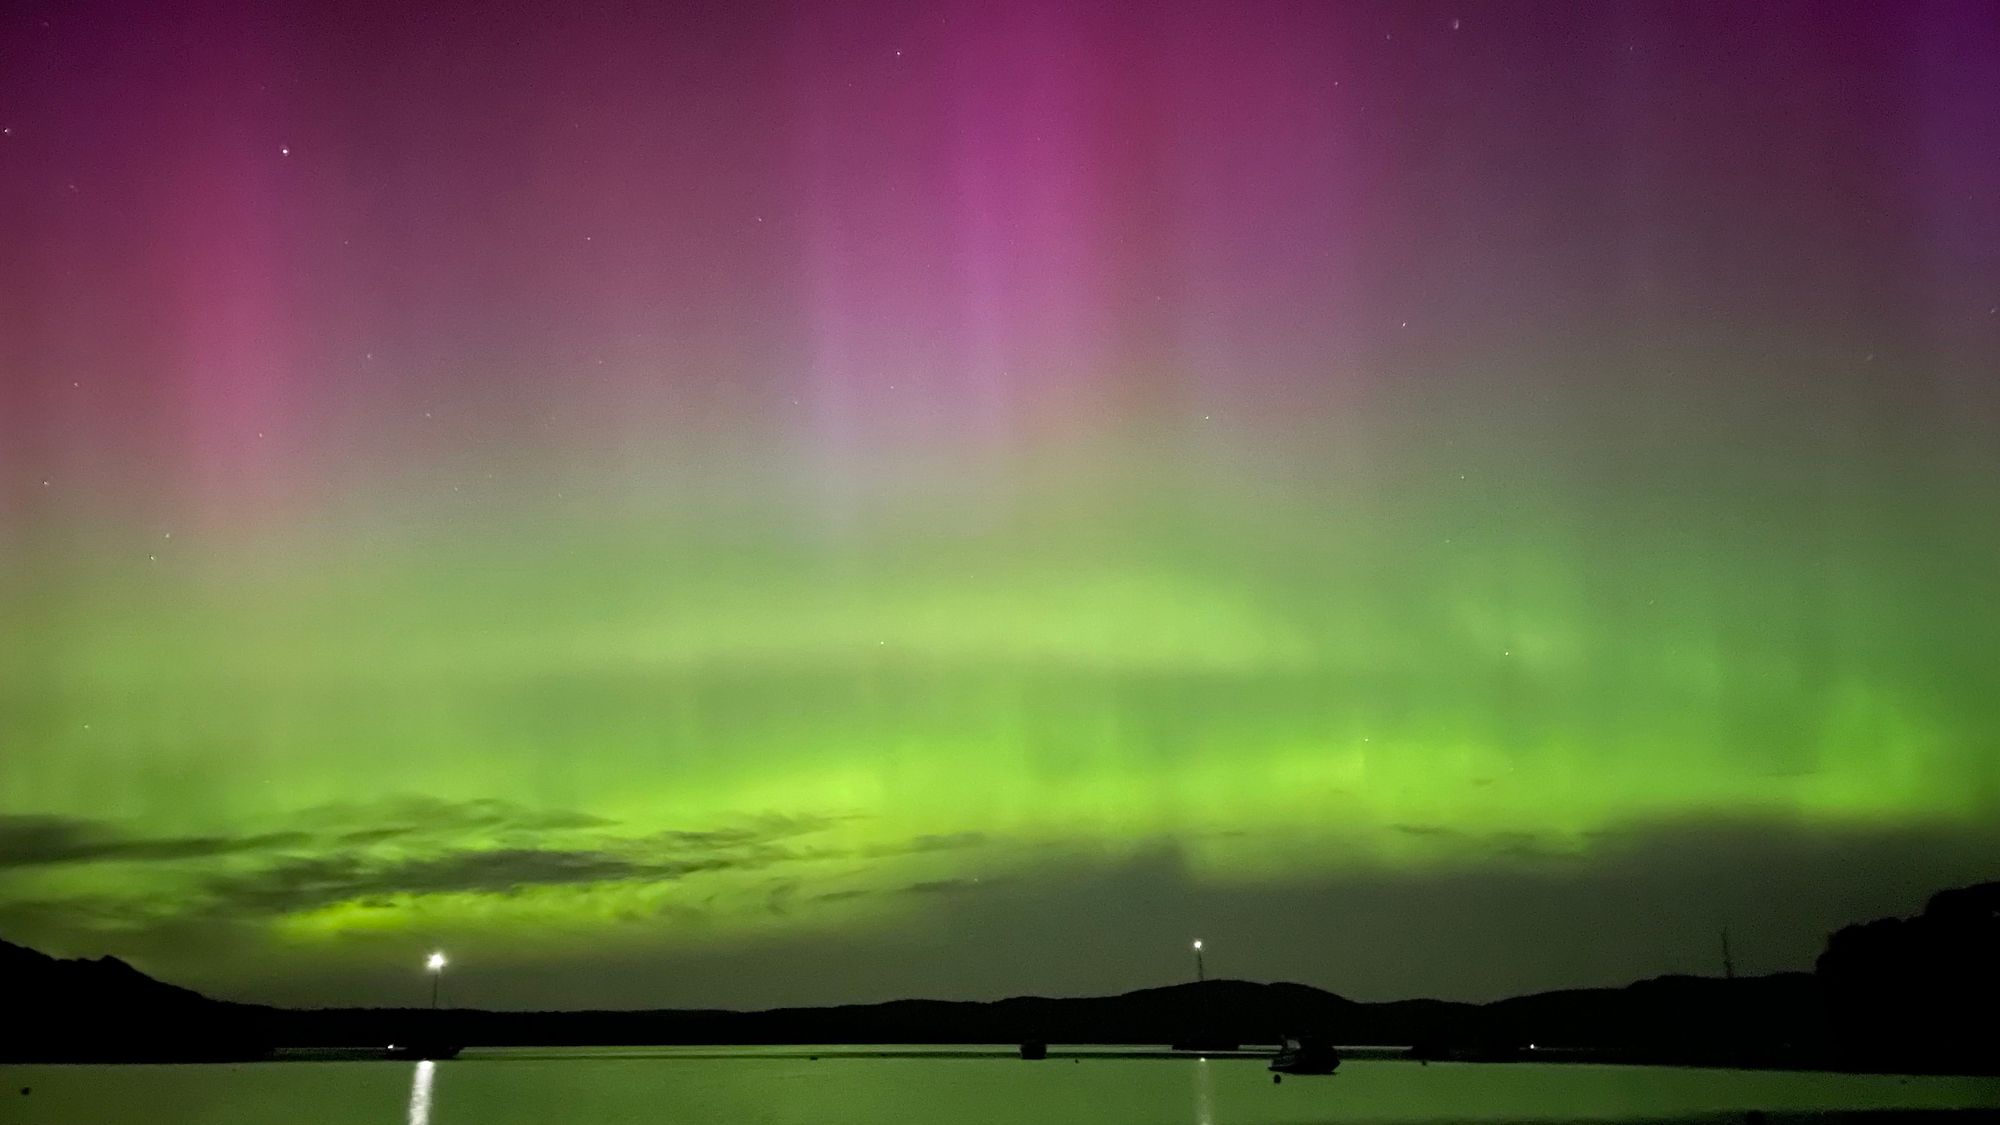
xmin=0 ymin=804 xmax=945 ymax=892
xmin=0 ymin=804 xmax=876 ymax=932
xmin=854 ymin=831 xmax=992 ymax=860
xmin=0 ymin=815 xmax=310 ymax=869
xmin=14 ymin=814 xmax=2000 ymax=1011
xmin=0 ymin=799 xmax=625 ymax=873
xmin=903 ymin=832 xmax=988 ymax=853
xmin=333 ymin=827 xmax=415 ymax=846
xmin=648 ymin=812 xmax=849 ymax=851
xmin=797 ymin=875 xmax=1003 ymax=906
xmin=902 ymin=876 xmax=1003 ymax=895
xmin=485 ymin=820 xmax=2000 ymax=1011
xmin=763 ymin=878 xmax=801 ymax=916
xmin=175 ymin=810 xmax=865 ymax=917
xmin=0 ymin=796 xmax=659 ymax=887
xmin=299 ymin=796 xmax=616 ymax=843
xmin=193 ymin=846 xmax=757 ymax=917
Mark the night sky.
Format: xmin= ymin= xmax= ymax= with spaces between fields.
xmin=2 ymin=0 xmax=1998 ymax=1012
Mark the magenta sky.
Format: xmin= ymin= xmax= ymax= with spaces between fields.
xmin=2 ymin=1 xmax=1998 ymax=1008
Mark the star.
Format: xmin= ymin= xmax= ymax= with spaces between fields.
xmin=1451 ymin=18 xmax=1462 ymax=30
xmin=280 ymin=145 xmax=290 ymax=156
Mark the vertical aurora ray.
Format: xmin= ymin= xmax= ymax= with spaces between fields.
xmin=1 ymin=0 xmax=1997 ymax=1007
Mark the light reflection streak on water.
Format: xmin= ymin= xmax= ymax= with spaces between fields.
xmin=1193 ymin=1056 xmax=1214 ymax=1125
xmin=407 ymin=1060 xmax=435 ymax=1125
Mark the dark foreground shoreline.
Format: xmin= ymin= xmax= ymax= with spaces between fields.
xmin=7 ymin=1042 xmax=1989 ymax=1080
xmin=8 ymin=878 xmax=1998 ymax=1076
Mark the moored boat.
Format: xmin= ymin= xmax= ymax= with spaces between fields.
xmin=1270 ymin=1036 xmax=1340 ymax=1075
xmin=384 ymin=1043 xmax=463 ymax=1061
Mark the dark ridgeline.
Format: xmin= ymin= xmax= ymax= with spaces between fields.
xmin=0 ymin=939 xmax=271 ymax=1062
xmin=1817 ymin=881 xmax=2000 ymax=1075
xmin=2 ymin=881 xmax=1993 ymax=1073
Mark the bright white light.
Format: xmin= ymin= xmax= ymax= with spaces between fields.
xmin=408 ymin=1059 xmax=435 ymax=1125
xmin=426 ymin=951 xmax=447 ymax=972
xmin=1192 ymin=939 xmax=1203 ymax=950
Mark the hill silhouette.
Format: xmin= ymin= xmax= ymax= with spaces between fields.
xmin=1818 ymin=881 xmax=2000 ymax=1074
xmin=4 ymin=880 xmax=1993 ymax=1072
xmin=0 ymin=938 xmax=271 ymax=1062
xmin=247 ymin=973 xmax=1820 ymax=1065
xmin=0 ymin=941 xmax=1816 ymax=1066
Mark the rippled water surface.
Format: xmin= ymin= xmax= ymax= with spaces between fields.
xmin=5 ymin=1046 xmax=1999 ymax=1125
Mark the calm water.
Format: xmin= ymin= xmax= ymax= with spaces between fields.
xmin=5 ymin=1046 xmax=1998 ymax=1125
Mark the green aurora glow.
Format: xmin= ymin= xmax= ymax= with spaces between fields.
xmin=3 ymin=1 xmax=1998 ymax=1008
